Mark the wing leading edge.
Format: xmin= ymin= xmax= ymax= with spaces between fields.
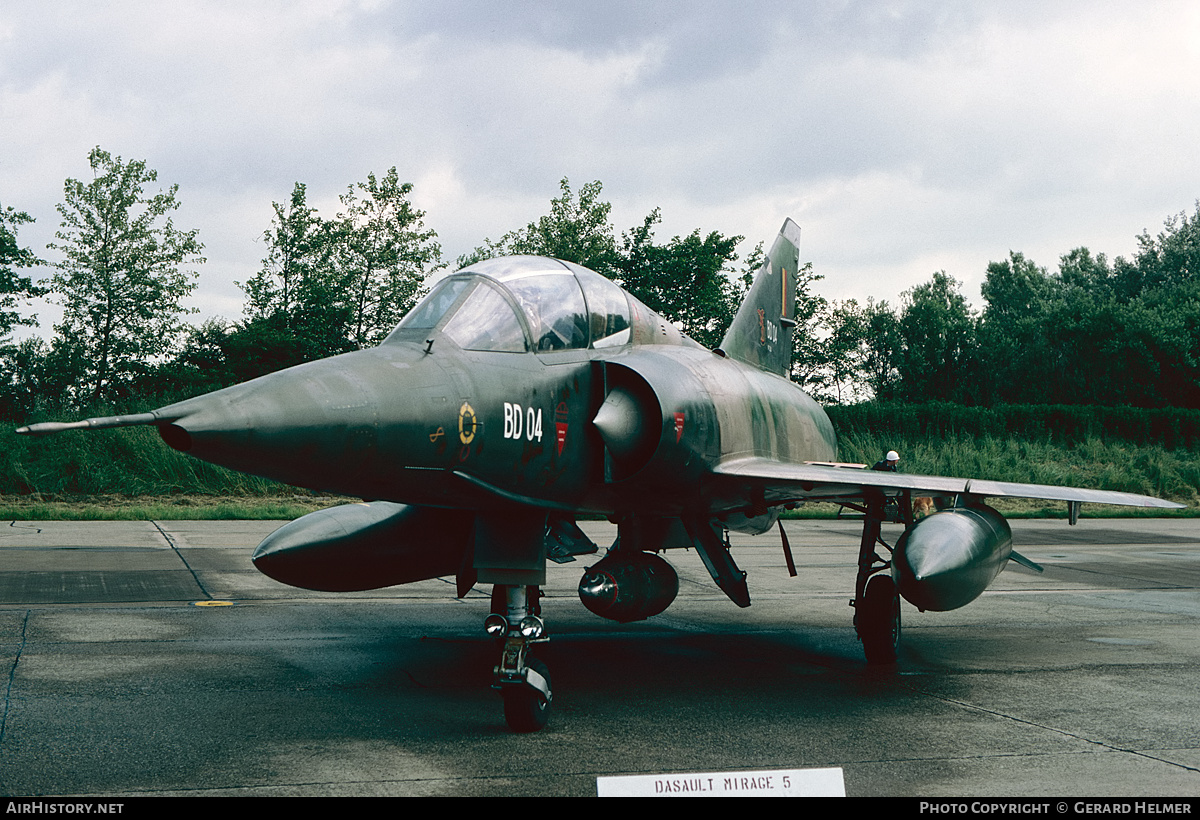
xmin=712 ymin=457 xmax=1184 ymax=510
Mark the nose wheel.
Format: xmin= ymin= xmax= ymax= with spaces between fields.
xmin=486 ymin=584 xmax=552 ymax=732
xmin=502 ymin=656 xmax=552 ymax=733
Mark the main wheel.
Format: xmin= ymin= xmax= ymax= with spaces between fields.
xmin=503 ymin=658 xmax=552 ymax=733
xmin=859 ymin=575 xmax=901 ymax=665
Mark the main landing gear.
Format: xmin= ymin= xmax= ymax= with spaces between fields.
xmin=849 ymin=490 xmax=906 ymax=664
xmin=484 ymin=584 xmax=552 ymax=732
xmin=858 ymin=574 xmax=901 ymax=665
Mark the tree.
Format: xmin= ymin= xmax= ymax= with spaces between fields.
xmin=242 ymin=182 xmax=335 ymax=325
xmin=48 ymin=147 xmax=204 ymax=405
xmin=976 ymin=252 xmax=1059 ymax=403
xmin=810 ymin=299 xmax=871 ymax=404
xmin=1122 ymin=201 xmax=1200 ymax=297
xmin=0 ymin=338 xmax=50 ymax=419
xmin=238 ymin=182 xmax=354 ymax=371
xmin=860 ymin=299 xmax=903 ymax=401
xmin=0 ymin=203 xmax=46 ymax=344
xmin=334 ymin=168 xmax=443 ymax=347
xmin=895 ymin=272 xmax=977 ymax=403
xmin=616 ymin=209 xmax=743 ymax=348
xmin=0 ymin=333 xmax=96 ymax=420
xmin=238 ymin=172 xmax=441 ymax=370
xmin=785 ymin=261 xmax=829 ymax=389
xmin=460 ymin=178 xmax=620 ymax=275
xmin=230 ymin=307 xmax=355 ymax=381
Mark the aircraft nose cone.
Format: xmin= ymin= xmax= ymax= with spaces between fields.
xmin=152 ymin=344 xmax=445 ymax=493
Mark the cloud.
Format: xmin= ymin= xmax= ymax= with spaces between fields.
xmin=2 ymin=0 xmax=1198 ymax=332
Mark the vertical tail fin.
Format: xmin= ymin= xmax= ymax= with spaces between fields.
xmin=718 ymin=218 xmax=801 ymax=376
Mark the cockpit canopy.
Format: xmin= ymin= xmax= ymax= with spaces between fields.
xmin=384 ymin=256 xmax=632 ymax=352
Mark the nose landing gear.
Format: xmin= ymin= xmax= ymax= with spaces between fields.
xmin=486 ymin=584 xmax=552 ymax=732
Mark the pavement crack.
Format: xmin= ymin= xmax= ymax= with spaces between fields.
xmin=1050 ymin=563 xmax=1191 ymax=590
xmin=152 ymin=520 xmax=212 ymax=600
xmin=906 ymin=685 xmax=1200 ymax=775
xmin=1 ymin=610 xmax=30 ymax=747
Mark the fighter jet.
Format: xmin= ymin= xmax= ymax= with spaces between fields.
xmin=18 ymin=219 xmax=1182 ymax=732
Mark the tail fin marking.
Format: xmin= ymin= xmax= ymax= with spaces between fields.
xmin=718 ymin=218 xmax=801 ymax=376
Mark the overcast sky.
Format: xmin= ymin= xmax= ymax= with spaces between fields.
xmin=3 ymin=1 xmax=1199 ymax=334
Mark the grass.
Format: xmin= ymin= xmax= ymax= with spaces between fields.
xmin=782 ymin=499 xmax=1198 ymax=520
xmin=2 ymin=424 xmax=285 ymax=496
xmin=835 ymin=430 xmax=1200 ymax=507
xmin=0 ymin=494 xmax=343 ymax=521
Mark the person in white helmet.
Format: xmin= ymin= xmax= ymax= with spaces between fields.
xmin=872 ymin=450 xmax=900 ymax=472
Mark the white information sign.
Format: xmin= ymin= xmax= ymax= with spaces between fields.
xmin=596 ymin=766 xmax=845 ymax=797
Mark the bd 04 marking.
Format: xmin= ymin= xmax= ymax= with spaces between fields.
xmin=503 ymin=402 xmax=543 ymax=442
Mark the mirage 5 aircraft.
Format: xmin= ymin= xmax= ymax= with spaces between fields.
xmin=18 ymin=219 xmax=1181 ymax=732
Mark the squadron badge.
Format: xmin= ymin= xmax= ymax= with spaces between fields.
xmin=458 ymin=402 xmax=477 ymax=444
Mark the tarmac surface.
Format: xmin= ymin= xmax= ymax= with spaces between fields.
xmin=0 ymin=516 xmax=1198 ymax=797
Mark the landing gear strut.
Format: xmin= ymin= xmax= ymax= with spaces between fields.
xmin=850 ymin=490 xmax=906 ymax=664
xmin=485 ymin=584 xmax=552 ymax=732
